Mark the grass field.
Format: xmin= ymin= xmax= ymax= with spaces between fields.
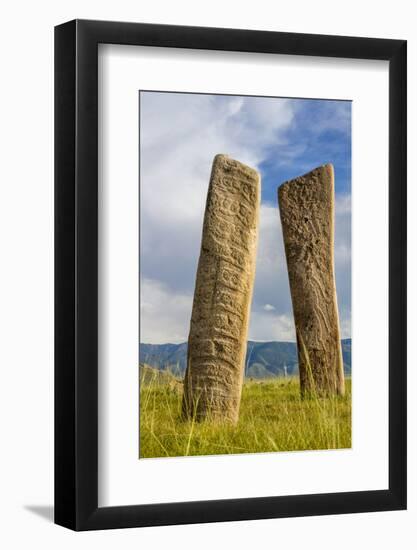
xmin=139 ymin=366 xmax=351 ymax=458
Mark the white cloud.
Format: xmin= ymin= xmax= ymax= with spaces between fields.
xmin=251 ymin=204 xmax=292 ymax=316
xmin=339 ymin=315 xmax=352 ymax=340
xmin=140 ymin=93 xmax=296 ymax=226
xmin=263 ymin=304 xmax=276 ymax=311
xmin=334 ymin=194 xmax=351 ymax=339
xmin=248 ymin=311 xmax=296 ymax=342
xmin=140 ymin=278 xmax=193 ymax=344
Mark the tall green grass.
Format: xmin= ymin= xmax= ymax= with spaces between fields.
xmin=139 ymin=367 xmax=351 ymax=458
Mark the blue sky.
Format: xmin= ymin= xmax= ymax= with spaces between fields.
xmin=139 ymin=92 xmax=351 ymax=343
xmin=259 ymin=99 xmax=351 ymax=203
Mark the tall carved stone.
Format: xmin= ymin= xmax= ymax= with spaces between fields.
xmin=182 ymin=154 xmax=260 ymax=423
xmin=278 ymin=164 xmax=345 ymax=396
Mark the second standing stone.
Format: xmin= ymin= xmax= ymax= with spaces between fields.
xmin=278 ymin=164 xmax=345 ymax=397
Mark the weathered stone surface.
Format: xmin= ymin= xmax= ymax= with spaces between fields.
xmin=278 ymin=164 xmax=345 ymax=396
xmin=182 ymin=154 xmax=260 ymax=423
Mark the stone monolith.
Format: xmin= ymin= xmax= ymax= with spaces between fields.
xmin=278 ymin=164 xmax=345 ymax=396
xmin=182 ymin=154 xmax=260 ymax=423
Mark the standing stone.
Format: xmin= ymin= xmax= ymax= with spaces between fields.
xmin=278 ymin=164 xmax=345 ymax=396
xmin=182 ymin=154 xmax=260 ymax=423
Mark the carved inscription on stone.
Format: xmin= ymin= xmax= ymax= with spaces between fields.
xmin=182 ymin=154 xmax=260 ymax=423
xmin=278 ymin=164 xmax=345 ymax=396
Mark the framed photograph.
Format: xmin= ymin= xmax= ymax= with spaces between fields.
xmin=55 ymin=19 xmax=406 ymax=530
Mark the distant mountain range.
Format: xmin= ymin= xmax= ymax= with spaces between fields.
xmin=139 ymin=339 xmax=352 ymax=379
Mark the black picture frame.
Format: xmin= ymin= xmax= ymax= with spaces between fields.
xmin=55 ymin=19 xmax=407 ymax=531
